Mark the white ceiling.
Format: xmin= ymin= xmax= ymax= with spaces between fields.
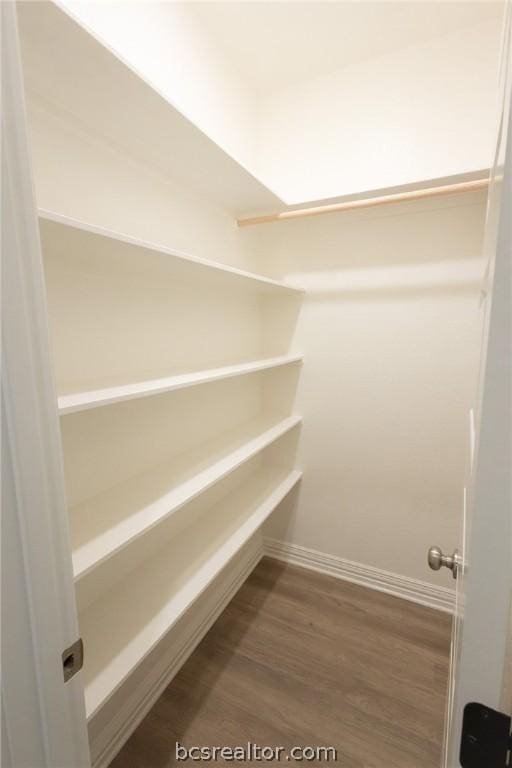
xmin=186 ymin=1 xmax=504 ymax=93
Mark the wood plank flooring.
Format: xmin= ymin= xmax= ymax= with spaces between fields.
xmin=110 ymin=557 xmax=452 ymax=768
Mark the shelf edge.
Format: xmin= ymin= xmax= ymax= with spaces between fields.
xmin=58 ymin=355 xmax=304 ymax=415
xmin=38 ymin=209 xmax=305 ymax=294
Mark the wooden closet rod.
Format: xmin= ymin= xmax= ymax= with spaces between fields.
xmin=237 ymin=177 xmax=489 ymax=227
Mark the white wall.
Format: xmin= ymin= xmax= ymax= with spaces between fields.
xmin=258 ymin=20 xmax=502 ymax=202
xmin=56 ymin=0 xmax=257 ymax=171
xmin=245 ymin=193 xmax=486 ymax=585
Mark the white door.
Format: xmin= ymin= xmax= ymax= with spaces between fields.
xmin=1 ymin=3 xmax=90 ymax=766
xmin=441 ymin=6 xmax=512 ymax=766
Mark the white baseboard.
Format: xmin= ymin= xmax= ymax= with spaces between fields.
xmin=264 ymin=538 xmax=455 ymax=613
xmin=90 ymin=536 xmax=264 ymax=768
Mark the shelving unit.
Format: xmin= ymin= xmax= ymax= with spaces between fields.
xmin=81 ymin=465 xmax=302 ymax=718
xmin=39 ymin=199 xmax=305 ymax=722
xmin=40 ymin=199 xmax=305 ymax=723
xmin=18 ymin=0 xmax=305 ymax=747
xmin=71 ymin=414 xmax=302 ymax=579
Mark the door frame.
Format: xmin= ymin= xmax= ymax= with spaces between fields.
xmin=1 ymin=3 xmax=90 ymax=765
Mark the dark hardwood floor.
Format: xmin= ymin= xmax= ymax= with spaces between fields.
xmin=110 ymin=557 xmax=452 ymax=768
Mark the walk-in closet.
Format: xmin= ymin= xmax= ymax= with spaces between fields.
xmin=3 ymin=2 xmax=512 ymax=768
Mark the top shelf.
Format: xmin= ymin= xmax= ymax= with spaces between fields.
xmin=38 ymin=211 xmax=304 ymax=295
xmin=17 ymin=1 xmax=284 ymax=216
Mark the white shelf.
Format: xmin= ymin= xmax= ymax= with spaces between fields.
xmin=39 ymin=211 xmax=304 ymax=295
xmin=58 ymin=354 xmax=303 ymax=415
xmin=18 ymin=1 xmax=284 ymax=215
xmin=71 ymin=414 xmax=302 ymax=580
xmin=80 ymin=465 xmax=302 ymax=718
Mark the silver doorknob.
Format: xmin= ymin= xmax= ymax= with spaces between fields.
xmin=428 ymin=546 xmax=461 ymax=579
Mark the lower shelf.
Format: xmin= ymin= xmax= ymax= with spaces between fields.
xmin=80 ymin=465 xmax=302 ymax=719
xmin=71 ymin=413 xmax=301 ymax=580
